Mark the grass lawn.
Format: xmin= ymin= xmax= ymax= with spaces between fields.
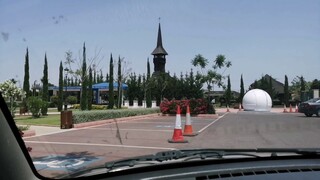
xmin=15 ymin=114 xmax=60 ymax=127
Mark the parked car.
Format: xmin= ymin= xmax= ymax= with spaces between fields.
xmin=298 ymin=98 xmax=320 ymax=117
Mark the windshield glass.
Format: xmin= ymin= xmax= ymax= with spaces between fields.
xmin=306 ymin=98 xmax=320 ymax=103
xmin=1 ymin=0 xmax=320 ymax=179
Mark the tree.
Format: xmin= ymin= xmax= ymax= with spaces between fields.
xmin=300 ymin=76 xmax=306 ymax=102
xmin=93 ymin=67 xmax=97 ymax=84
xmin=88 ymin=67 xmax=93 ymax=110
xmin=239 ymin=74 xmax=245 ymax=103
xmin=64 ymin=46 xmax=104 ymax=85
xmin=41 ymin=53 xmax=49 ymax=115
xmin=126 ymin=73 xmax=137 ymax=106
xmin=225 ymin=75 xmax=231 ymax=106
xmin=80 ymin=43 xmax=88 ymax=110
xmin=137 ymin=75 xmax=144 ymax=106
xmin=22 ymin=48 xmax=30 ymax=112
xmin=58 ymin=61 xmax=63 ymax=111
xmin=0 ymin=80 xmax=26 ymax=117
xmin=268 ymin=75 xmax=274 ymax=100
xmin=99 ymin=70 xmax=104 ymax=83
xmin=310 ymin=79 xmax=320 ymax=90
xmin=27 ymin=96 xmax=44 ymax=118
xmin=284 ymin=75 xmax=289 ymax=106
xmin=108 ymin=54 xmax=114 ymax=109
xmin=117 ymin=56 xmax=122 ymax=108
xmin=146 ymin=58 xmax=152 ymax=108
xmin=191 ymin=54 xmax=231 ymax=113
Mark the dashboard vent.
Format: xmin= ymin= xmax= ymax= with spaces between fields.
xmin=195 ymin=167 xmax=320 ymax=179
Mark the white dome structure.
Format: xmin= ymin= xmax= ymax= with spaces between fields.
xmin=242 ymin=89 xmax=272 ymax=112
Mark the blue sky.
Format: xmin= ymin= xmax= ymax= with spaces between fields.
xmin=0 ymin=0 xmax=319 ymax=91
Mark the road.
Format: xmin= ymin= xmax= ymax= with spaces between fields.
xmin=23 ymin=111 xmax=320 ymax=178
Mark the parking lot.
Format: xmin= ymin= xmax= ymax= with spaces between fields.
xmin=23 ymin=111 xmax=320 ymax=178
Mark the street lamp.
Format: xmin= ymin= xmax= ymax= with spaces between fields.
xmin=64 ymin=68 xmax=69 ymax=111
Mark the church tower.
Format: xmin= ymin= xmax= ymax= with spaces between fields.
xmin=151 ymin=23 xmax=168 ymax=73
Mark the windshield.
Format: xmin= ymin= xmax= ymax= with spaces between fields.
xmin=1 ymin=0 xmax=320 ymax=179
xmin=306 ymin=98 xmax=320 ymax=103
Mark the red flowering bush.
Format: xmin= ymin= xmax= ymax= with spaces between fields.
xmin=160 ymin=98 xmax=208 ymax=115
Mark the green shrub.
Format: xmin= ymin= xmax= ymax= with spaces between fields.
xmin=50 ymin=95 xmax=59 ymax=107
xmin=73 ymin=108 xmax=160 ymax=124
xmin=27 ymin=97 xmax=44 ymax=118
xmin=67 ymin=96 xmax=77 ymax=105
xmin=71 ymin=104 xmax=108 ymax=110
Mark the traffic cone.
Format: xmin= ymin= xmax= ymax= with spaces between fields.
xmin=226 ymin=105 xmax=230 ymax=112
xmin=183 ymin=105 xmax=197 ymax=136
xmin=283 ymin=104 xmax=288 ymax=113
xmin=168 ymin=105 xmax=188 ymax=143
xmin=295 ymin=104 xmax=298 ymax=113
xmin=289 ymin=104 xmax=293 ymax=113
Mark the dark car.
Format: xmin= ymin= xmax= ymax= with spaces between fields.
xmin=298 ymin=98 xmax=320 ymax=117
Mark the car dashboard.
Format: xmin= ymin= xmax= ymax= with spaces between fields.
xmin=75 ymin=156 xmax=320 ymax=180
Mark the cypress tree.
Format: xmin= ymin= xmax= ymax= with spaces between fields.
xmin=268 ymin=76 xmax=273 ymax=100
xmin=93 ymin=70 xmax=96 ymax=84
xmin=300 ymin=76 xmax=306 ymax=101
xmin=58 ymin=61 xmax=63 ymax=111
xmin=239 ymin=74 xmax=244 ymax=103
xmin=80 ymin=43 xmax=88 ymax=110
xmin=225 ymin=75 xmax=231 ymax=106
xmin=146 ymin=58 xmax=152 ymax=108
xmin=22 ymin=48 xmax=30 ymax=111
xmin=23 ymin=48 xmax=30 ymax=98
xmin=137 ymin=75 xmax=143 ymax=106
xmin=70 ymin=77 xmax=74 ymax=86
xmin=88 ymin=67 xmax=93 ymax=110
xmin=99 ymin=70 xmax=104 ymax=83
xmin=284 ymin=75 xmax=289 ymax=106
xmin=106 ymin=73 xmax=109 ymax=81
xmin=108 ymin=54 xmax=114 ymax=109
xmin=41 ymin=53 xmax=49 ymax=115
xmin=117 ymin=56 xmax=122 ymax=108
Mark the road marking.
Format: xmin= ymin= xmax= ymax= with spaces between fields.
xmin=23 ymin=129 xmax=76 ymax=139
xmin=197 ymin=114 xmax=227 ymax=133
xmin=90 ymin=128 xmax=172 ymax=132
xmin=25 ymin=141 xmax=177 ymax=150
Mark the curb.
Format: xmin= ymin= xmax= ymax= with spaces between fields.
xmin=22 ymin=130 xmax=36 ymax=137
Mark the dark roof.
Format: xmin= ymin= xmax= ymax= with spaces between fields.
xmin=264 ymin=74 xmax=284 ymax=94
xmin=249 ymin=74 xmax=285 ymax=94
xmin=151 ymin=23 xmax=168 ymax=55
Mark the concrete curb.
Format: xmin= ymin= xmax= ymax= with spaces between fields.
xmin=22 ymin=130 xmax=36 ymax=137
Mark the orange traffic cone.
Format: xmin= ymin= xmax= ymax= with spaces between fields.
xmin=183 ymin=105 xmax=197 ymax=136
xmin=295 ymin=104 xmax=298 ymax=113
xmin=289 ymin=104 xmax=293 ymax=113
xmin=283 ymin=104 xmax=288 ymax=113
xmin=168 ymin=105 xmax=188 ymax=143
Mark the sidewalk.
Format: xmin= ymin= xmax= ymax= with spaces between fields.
xmin=215 ymin=107 xmax=288 ymax=113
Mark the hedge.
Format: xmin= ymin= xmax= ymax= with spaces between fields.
xmin=72 ymin=108 xmax=160 ymax=124
xmin=160 ymin=98 xmax=209 ymax=114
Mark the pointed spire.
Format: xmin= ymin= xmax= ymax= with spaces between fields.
xmin=151 ymin=22 xmax=168 ymax=55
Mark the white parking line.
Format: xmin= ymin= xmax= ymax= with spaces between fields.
xmin=89 ymin=128 xmax=172 ymax=132
xmin=197 ymin=113 xmax=227 ymax=133
xmin=25 ymin=141 xmax=177 ymax=150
